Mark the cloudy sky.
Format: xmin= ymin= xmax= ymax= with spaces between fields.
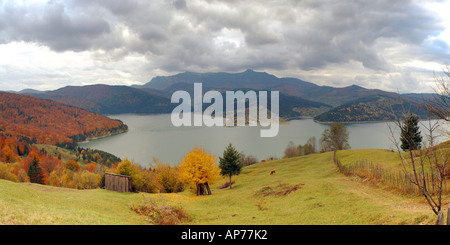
xmin=0 ymin=0 xmax=449 ymax=93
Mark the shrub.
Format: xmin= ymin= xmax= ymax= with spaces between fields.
xmin=130 ymin=196 xmax=190 ymax=225
xmin=72 ymin=171 xmax=101 ymax=189
xmin=116 ymin=158 xmax=148 ymax=192
xmin=16 ymin=168 xmax=30 ymax=183
xmin=239 ymin=152 xmax=258 ymax=166
xmin=219 ymin=180 xmax=235 ymax=189
xmin=47 ymin=171 xmax=62 ymax=187
xmin=283 ymin=141 xmax=299 ymax=158
xmin=152 ymin=159 xmax=184 ymax=193
xmin=0 ymin=162 xmax=18 ymax=182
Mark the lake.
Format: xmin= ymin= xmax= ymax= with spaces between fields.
xmin=79 ymin=114 xmax=449 ymax=166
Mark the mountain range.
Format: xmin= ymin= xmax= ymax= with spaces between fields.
xmin=15 ymin=69 xmax=434 ymax=123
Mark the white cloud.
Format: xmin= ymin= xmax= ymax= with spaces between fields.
xmin=0 ymin=0 xmax=449 ymax=93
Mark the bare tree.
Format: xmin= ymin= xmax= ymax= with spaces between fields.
xmin=427 ymin=66 xmax=450 ymax=124
xmin=320 ymin=123 xmax=350 ymax=152
xmin=387 ymin=91 xmax=449 ymax=220
xmin=388 ymin=113 xmax=448 ymax=217
xmin=283 ymin=141 xmax=300 ymax=158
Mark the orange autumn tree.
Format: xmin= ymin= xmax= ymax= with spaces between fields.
xmin=178 ymin=147 xmax=221 ymax=196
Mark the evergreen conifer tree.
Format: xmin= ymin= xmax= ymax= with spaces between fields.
xmin=219 ymin=143 xmax=243 ymax=189
xmin=400 ymin=114 xmax=422 ymax=151
xmin=28 ymin=154 xmax=45 ymax=184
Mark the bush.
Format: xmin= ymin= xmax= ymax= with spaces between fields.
xmin=283 ymin=141 xmax=299 ymax=158
xmin=130 ymin=196 xmax=190 ymax=225
xmin=72 ymin=171 xmax=101 ymax=189
xmin=239 ymin=152 xmax=258 ymax=166
xmin=47 ymin=171 xmax=62 ymax=187
xmin=219 ymin=180 xmax=235 ymax=189
xmin=0 ymin=162 xmax=18 ymax=182
xmin=152 ymin=159 xmax=184 ymax=193
xmin=116 ymin=158 xmax=149 ymax=192
xmin=16 ymin=168 xmax=30 ymax=183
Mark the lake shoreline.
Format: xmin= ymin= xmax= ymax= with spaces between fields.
xmin=78 ymin=114 xmax=447 ymax=165
xmin=313 ymin=119 xmax=394 ymax=125
xmin=105 ymin=113 xmax=411 ymax=125
xmin=77 ymin=130 xmax=128 ymax=144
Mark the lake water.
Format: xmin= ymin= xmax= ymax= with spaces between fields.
xmin=79 ymin=114 xmax=449 ymax=166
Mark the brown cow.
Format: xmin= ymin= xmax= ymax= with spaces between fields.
xmin=270 ymin=169 xmax=276 ymax=175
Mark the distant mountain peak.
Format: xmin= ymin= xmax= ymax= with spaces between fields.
xmin=140 ymin=69 xmax=316 ymax=91
xmin=17 ymin=88 xmax=46 ymax=94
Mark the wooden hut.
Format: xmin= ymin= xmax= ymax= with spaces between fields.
xmin=105 ymin=173 xmax=132 ymax=192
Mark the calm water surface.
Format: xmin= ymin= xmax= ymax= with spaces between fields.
xmin=80 ymin=114 xmax=448 ymax=166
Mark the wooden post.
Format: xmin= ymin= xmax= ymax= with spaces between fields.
xmin=447 ymin=203 xmax=450 ymax=225
xmin=436 ymin=211 xmax=445 ymax=225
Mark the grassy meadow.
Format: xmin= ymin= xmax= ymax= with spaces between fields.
xmin=1 ymin=148 xmax=447 ymax=225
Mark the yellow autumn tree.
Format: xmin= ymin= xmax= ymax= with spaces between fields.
xmin=152 ymin=157 xmax=184 ymax=193
xmin=178 ymin=147 xmax=221 ymax=196
xmin=115 ymin=158 xmax=146 ymax=191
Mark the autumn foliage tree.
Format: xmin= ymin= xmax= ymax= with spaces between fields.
xmin=115 ymin=158 xmax=155 ymax=192
xmin=178 ymin=148 xmax=221 ymax=196
xmin=65 ymin=159 xmax=81 ymax=172
xmin=152 ymin=158 xmax=184 ymax=193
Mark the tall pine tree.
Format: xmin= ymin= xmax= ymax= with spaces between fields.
xmin=219 ymin=143 xmax=243 ymax=189
xmin=27 ymin=154 xmax=45 ymax=184
xmin=400 ymin=114 xmax=422 ymax=151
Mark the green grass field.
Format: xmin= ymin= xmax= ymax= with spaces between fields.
xmin=35 ymin=144 xmax=80 ymax=163
xmin=0 ymin=149 xmax=446 ymax=225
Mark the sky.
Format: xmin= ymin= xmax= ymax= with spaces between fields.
xmin=0 ymin=0 xmax=450 ymax=93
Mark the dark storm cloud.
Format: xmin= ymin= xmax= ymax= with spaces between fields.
xmin=279 ymin=0 xmax=446 ymax=70
xmin=0 ymin=1 xmax=114 ymax=51
xmin=0 ymin=0 xmax=448 ymax=83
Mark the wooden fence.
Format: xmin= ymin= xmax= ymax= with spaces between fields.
xmin=333 ymin=151 xmax=450 ymax=225
xmin=436 ymin=203 xmax=450 ymax=225
xmin=332 ymin=151 xmax=450 ymax=195
xmin=105 ymin=173 xmax=132 ymax=192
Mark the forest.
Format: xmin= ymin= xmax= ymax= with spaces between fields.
xmin=0 ymin=91 xmax=128 ymax=147
xmin=0 ymin=91 xmax=129 ymax=189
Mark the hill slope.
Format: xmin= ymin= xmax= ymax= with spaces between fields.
xmin=136 ymin=70 xmax=434 ymax=121
xmin=20 ymin=70 xmax=437 ymax=122
xmin=32 ymin=84 xmax=174 ymax=115
xmin=314 ymin=94 xmax=430 ymax=123
xmin=137 ymin=70 xmax=402 ymax=107
xmin=0 ymin=150 xmax=438 ymax=225
xmin=136 ymin=69 xmax=319 ymax=94
xmin=0 ymin=91 xmax=127 ymax=146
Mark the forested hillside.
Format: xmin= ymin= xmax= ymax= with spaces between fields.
xmin=31 ymin=84 xmax=174 ymax=115
xmin=0 ymin=91 xmax=128 ymax=147
xmin=313 ymin=94 xmax=430 ymax=123
xmin=19 ymin=70 xmax=438 ymax=123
